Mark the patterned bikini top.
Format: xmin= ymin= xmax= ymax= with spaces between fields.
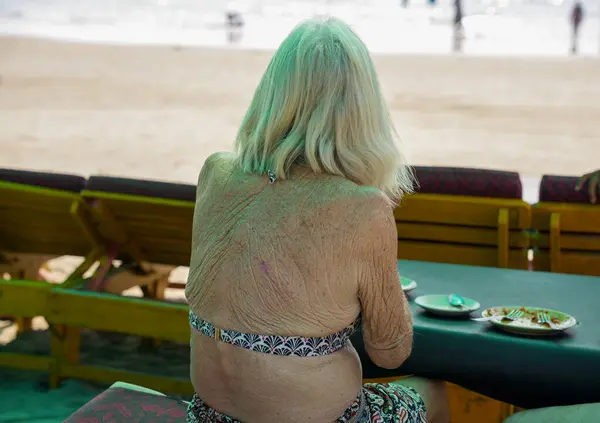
xmin=189 ymin=311 xmax=361 ymax=357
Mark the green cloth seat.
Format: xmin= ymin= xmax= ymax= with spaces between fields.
xmin=504 ymin=403 xmax=600 ymax=423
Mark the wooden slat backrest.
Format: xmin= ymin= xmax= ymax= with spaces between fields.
xmin=47 ymin=289 xmax=189 ymax=343
xmin=395 ymin=194 xmax=531 ymax=269
xmin=81 ymin=190 xmax=194 ymax=267
xmin=531 ymin=203 xmax=600 ymax=276
xmin=0 ymin=182 xmax=95 ymax=257
xmin=0 ymin=279 xmax=51 ymax=317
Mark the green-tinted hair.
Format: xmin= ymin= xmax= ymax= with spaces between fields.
xmin=235 ymin=17 xmax=414 ymax=202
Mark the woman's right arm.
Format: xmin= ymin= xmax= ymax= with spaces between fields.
xmin=355 ymin=190 xmax=413 ymax=370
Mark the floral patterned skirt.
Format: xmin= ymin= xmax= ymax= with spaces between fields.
xmin=187 ymin=383 xmax=427 ymax=423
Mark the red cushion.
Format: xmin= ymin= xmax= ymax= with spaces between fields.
xmin=64 ymin=387 xmax=187 ymax=423
xmin=413 ymin=166 xmax=522 ymax=199
xmin=539 ymin=174 xmax=597 ymax=204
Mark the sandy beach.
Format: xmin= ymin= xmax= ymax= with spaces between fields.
xmin=1 ymin=34 xmax=600 ymax=421
xmin=1 ymin=36 xmax=600 ymax=182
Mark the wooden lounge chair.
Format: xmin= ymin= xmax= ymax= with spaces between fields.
xmin=41 ymin=175 xmax=197 ymax=383
xmin=531 ymin=175 xmax=600 ymax=276
xmin=395 ymin=166 xmax=531 ymax=269
xmin=0 ymin=168 xmax=103 ymax=282
xmin=0 ymin=168 xmax=104 ymax=371
xmin=80 ymin=175 xmax=196 ymax=296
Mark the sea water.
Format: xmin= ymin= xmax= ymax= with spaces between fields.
xmin=0 ymin=0 xmax=598 ymax=56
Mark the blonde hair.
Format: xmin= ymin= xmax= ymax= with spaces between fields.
xmin=235 ymin=17 xmax=414 ymax=202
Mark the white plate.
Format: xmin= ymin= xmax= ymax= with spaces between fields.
xmin=400 ymin=276 xmax=417 ymax=292
xmin=482 ymin=306 xmax=577 ymax=336
xmin=415 ymin=294 xmax=480 ymax=317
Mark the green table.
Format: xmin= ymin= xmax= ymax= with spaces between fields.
xmin=351 ymin=260 xmax=600 ymax=409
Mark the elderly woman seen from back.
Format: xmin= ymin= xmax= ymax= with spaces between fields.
xmin=185 ymin=18 xmax=449 ymax=423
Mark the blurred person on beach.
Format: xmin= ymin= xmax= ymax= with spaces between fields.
xmin=452 ymin=0 xmax=464 ymax=52
xmin=226 ymin=24 xmax=243 ymax=44
xmin=226 ymin=10 xmax=244 ymax=28
xmin=225 ymin=2 xmax=245 ymax=29
xmin=569 ymin=0 xmax=584 ymax=55
xmin=225 ymin=2 xmax=244 ymax=45
xmin=453 ymin=0 xmax=464 ymax=32
xmin=185 ymin=17 xmax=449 ymax=423
xmin=576 ymin=169 xmax=600 ymax=203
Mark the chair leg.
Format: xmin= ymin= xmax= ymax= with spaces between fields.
xmin=15 ymin=316 xmax=33 ymax=333
xmin=153 ymin=278 xmax=168 ymax=302
xmin=49 ymin=324 xmax=80 ymax=389
xmin=65 ymin=326 xmax=81 ymax=365
xmin=49 ymin=324 xmax=65 ymax=389
xmin=152 ymin=278 xmax=168 ymax=348
xmin=502 ymin=403 xmax=517 ymax=419
xmin=142 ymin=282 xmax=155 ymax=298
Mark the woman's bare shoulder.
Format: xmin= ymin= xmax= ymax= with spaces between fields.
xmin=203 ymin=151 xmax=236 ymax=171
xmin=197 ymin=152 xmax=236 ymax=184
xmin=334 ymin=182 xmax=391 ymax=212
xmin=343 ymin=186 xmax=396 ymax=255
xmin=312 ymin=178 xmax=393 ymax=225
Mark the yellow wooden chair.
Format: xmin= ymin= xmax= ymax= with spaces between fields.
xmin=46 ymin=287 xmax=192 ymax=392
xmin=395 ymin=194 xmax=531 ymax=269
xmin=394 ymin=167 xmax=531 ymax=423
xmin=0 ymin=168 xmax=104 ymax=371
xmin=47 ymin=175 xmax=196 ymax=356
xmin=531 ymin=175 xmax=600 ymax=276
xmin=0 ymin=280 xmax=53 ymax=372
xmin=396 ymin=167 xmax=531 ymax=269
xmin=0 ymin=169 xmax=104 ymax=283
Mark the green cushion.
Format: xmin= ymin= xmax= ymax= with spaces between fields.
xmin=504 ymin=403 xmax=600 ymax=423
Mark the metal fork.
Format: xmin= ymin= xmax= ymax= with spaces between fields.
xmin=536 ymin=312 xmax=557 ymax=329
xmin=472 ymin=309 xmax=524 ymax=322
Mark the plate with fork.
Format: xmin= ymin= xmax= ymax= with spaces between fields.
xmin=478 ymin=306 xmax=577 ymax=336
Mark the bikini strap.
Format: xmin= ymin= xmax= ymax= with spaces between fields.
xmin=189 ymin=310 xmax=358 ymax=357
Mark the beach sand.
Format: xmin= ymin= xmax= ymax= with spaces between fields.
xmin=1 ymin=36 xmax=599 ymax=181
xmin=1 ymin=35 xmax=600 ymax=421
